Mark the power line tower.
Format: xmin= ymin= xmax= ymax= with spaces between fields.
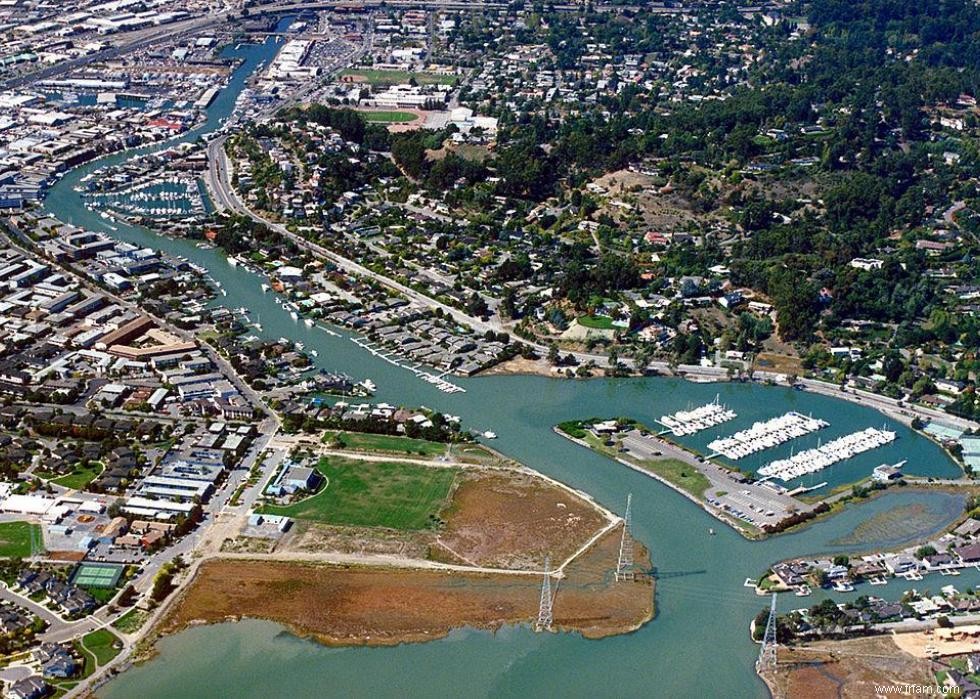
xmin=757 ymin=593 xmax=778 ymax=672
xmin=616 ymin=493 xmax=635 ymax=581
xmin=535 ymin=556 xmax=553 ymax=632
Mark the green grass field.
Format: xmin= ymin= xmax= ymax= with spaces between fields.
xmin=43 ymin=461 xmax=104 ymax=490
xmin=259 ymin=456 xmax=456 ymax=529
xmin=0 ymin=521 xmax=42 ymax=558
xmin=361 ymin=110 xmax=418 ymax=123
xmin=340 ymin=68 xmax=456 ymax=86
xmin=577 ymin=315 xmax=616 ymax=330
xmin=81 ymin=629 xmax=121 ymax=667
xmin=637 ymin=458 xmax=712 ymax=498
xmin=322 ymin=431 xmax=448 ymax=457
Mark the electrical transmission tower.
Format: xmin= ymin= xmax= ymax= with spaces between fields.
xmin=616 ymin=493 xmax=635 ymax=581
xmin=757 ymin=593 xmax=778 ymax=672
xmin=535 ymin=556 xmax=553 ymax=631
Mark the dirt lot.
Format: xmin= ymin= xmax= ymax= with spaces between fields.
xmin=762 ymin=635 xmax=937 ymax=699
xmin=754 ymin=351 xmax=803 ymax=376
xmin=433 ymin=471 xmax=609 ymax=570
xmin=282 ymin=520 xmax=434 ymax=560
xmin=591 ymin=169 xmax=721 ymax=233
xmin=160 ymin=526 xmax=652 ymax=647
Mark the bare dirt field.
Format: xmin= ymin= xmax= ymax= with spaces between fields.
xmin=754 ymin=351 xmax=804 ymax=376
xmin=159 ymin=525 xmax=652 ymax=647
xmin=282 ymin=519 xmax=434 ymax=560
xmin=433 ymin=471 xmax=610 ymax=570
xmin=761 ymin=635 xmax=936 ymax=699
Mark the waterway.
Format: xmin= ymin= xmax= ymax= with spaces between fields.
xmin=37 ymin=24 xmax=970 ymax=699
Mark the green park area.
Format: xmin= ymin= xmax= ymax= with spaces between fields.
xmin=259 ymin=456 xmax=457 ymax=530
xmin=340 ymin=68 xmax=456 ymax=86
xmin=0 ymin=521 xmax=42 ymax=558
xmin=38 ymin=461 xmax=104 ymax=491
xmin=634 ymin=458 xmax=712 ymax=499
xmin=52 ymin=629 xmax=123 ymax=695
xmin=322 ymin=430 xmax=449 ymax=457
xmin=81 ymin=629 xmax=122 ymax=667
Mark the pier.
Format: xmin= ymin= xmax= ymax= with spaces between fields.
xmin=350 ymin=337 xmax=465 ymax=393
xmin=707 ymin=411 xmax=829 ymax=460
xmin=757 ymin=427 xmax=897 ymax=482
xmin=658 ymin=396 xmax=736 ymax=436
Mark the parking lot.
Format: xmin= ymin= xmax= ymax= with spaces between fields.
xmin=618 ymin=428 xmax=809 ymax=529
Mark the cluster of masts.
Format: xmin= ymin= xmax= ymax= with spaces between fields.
xmin=659 ymin=396 xmax=736 ymax=436
xmin=758 ymin=427 xmax=897 ymax=482
xmin=708 ymin=411 xmax=829 ymax=460
xmin=84 ymin=177 xmax=203 ymax=219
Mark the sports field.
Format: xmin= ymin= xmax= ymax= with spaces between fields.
xmin=362 ymin=110 xmax=418 ymax=123
xmin=339 ymin=68 xmax=456 ymax=86
xmin=0 ymin=521 xmax=42 ymax=558
xmin=72 ymin=563 xmax=123 ymax=589
xmin=259 ymin=456 xmax=457 ymax=530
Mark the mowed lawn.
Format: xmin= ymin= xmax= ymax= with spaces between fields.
xmin=322 ymin=431 xmax=448 ymax=457
xmin=340 ymin=68 xmax=456 ymax=86
xmin=82 ymin=628 xmax=122 ymax=666
xmin=260 ymin=457 xmax=456 ymax=530
xmin=362 ymin=110 xmax=417 ymax=123
xmin=577 ymin=315 xmax=616 ymax=330
xmin=0 ymin=521 xmax=41 ymax=558
xmin=52 ymin=461 xmax=104 ymax=490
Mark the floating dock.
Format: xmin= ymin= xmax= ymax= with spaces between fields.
xmin=658 ymin=396 xmax=736 ymax=436
xmin=707 ymin=411 xmax=828 ymax=460
xmin=757 ymin=427 xmax=897 ymax=482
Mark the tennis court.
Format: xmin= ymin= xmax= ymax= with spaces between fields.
xmin=72 ymin=563 xmax=123 ymax=589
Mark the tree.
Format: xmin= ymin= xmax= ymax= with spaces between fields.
xmin=547 ymin=343 xmax=560 ymax=365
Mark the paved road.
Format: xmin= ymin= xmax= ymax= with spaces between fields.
xmin=0 ymin=584 xmax=68 ymax=632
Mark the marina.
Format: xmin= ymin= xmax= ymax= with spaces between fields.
xmin=757 ymin=427 xmax=898 ymax=482
xmin=658 ymin=396 xmax=736 ymax=436
xmin=707 ymin=411 xmax=829 ymax=460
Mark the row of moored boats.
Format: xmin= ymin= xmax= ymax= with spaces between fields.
xmin=757 ymin=427 xmax=897 ymax=482
xmin=660 ymin=398 xmax=736 ymax=436
xmin=707 ymin=411 xmax=829 ymax=460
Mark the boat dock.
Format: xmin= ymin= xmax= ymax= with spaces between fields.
xmin=757 ymin=427 xmax=898 ymax=482
xmin=350 ymin=337 xmax=465 ymax=393
xmin=657 ymin=396 xmax=736 ymax=436
xmin=707 ymin=411 xmax=829 ymax=460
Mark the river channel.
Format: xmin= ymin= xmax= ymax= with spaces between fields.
xmin=37 ymin=26 xmax=970 ymax=699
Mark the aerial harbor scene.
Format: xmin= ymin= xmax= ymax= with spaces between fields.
xmin=1 ymin=1 xmax=980 ymax=698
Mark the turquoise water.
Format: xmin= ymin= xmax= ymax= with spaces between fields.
xmin=39 ymin=25 xmax=968 ymax=699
